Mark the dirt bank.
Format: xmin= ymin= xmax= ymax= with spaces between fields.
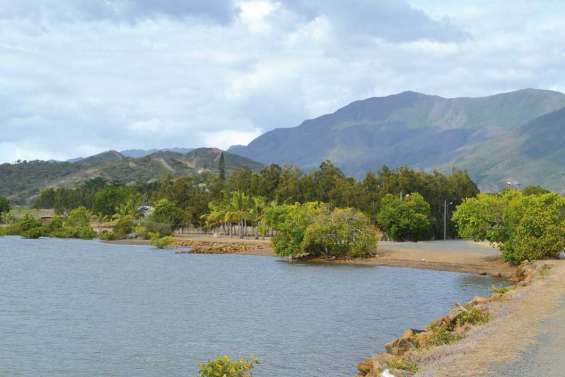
xmin=355 ymin=260 xmax=564 ymax=377
xmin=414 ymin=260 xmax=565 ymax=377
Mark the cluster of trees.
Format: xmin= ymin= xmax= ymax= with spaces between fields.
xmin=0 ymin=207 xmax=96 ymax=240
xmin=263 ymin=202 xmax=378 ymax=258
xmin=453 ymin=190 xmax=565 ymax=263
xmin=32 ymin=162 xmax=479 ymax=242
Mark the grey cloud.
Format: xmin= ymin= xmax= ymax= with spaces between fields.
xmin=281 ymin=0 xmax=467 ymax=42
xmin=0 ymin=0 xmax=235 ymax=23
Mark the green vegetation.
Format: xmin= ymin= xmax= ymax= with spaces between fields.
xmin=376 ymin=192 xmax=432 ymax=241
xmin=231 ymin=89 xmax=565 ymax=191
xmin=426 ymin=323 xmax=460 ymax=346
xmin=455 ymin=308 xmax=490 ymax=327
xmin=263 ymin=203 xmax=377 ymax=258
xmin=1 ymin=148 xmax=262 ymax=205
xmin=491 ymin=285 xmax=514 ymax=295
xmin=198 ymin=355 xmax=258 ymax=377
xmin=387 ymin=357 xmax=418 ymax=373
xmin=453 ymin=191 xmax=565 ymax=263
xmin=148 ymin=233 xmax=174 ymax=249
xmin=0 ymin=207 xmax=96 ymax=240
xmin=30 ymin=160 xmax=476 ymax=241
xmin=0 ymin=196 xmax=10 ymax=217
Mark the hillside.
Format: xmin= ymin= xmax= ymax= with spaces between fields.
xmin=451 ymin=107 xmax=565 ymax=191
xmin=0 ymin=148 xmax=263 ymax=204
xmin=230 ymin=89 xmax=565 ymax=190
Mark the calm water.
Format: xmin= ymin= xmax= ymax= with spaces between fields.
xmin=0 ymin=237 xmax=500 ymax=377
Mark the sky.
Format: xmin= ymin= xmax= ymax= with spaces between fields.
xmin=2 ymin=0 xmax=565 ymax=162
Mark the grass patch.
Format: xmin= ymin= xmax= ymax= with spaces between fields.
xmin=491 ymin=285 xmax=514 ymax=295
xmin=422 ymin=323 xmax=460 ymax=347
xmin=455 ymin=307 xmax=490 ymax=327
xmin=387 ymin=357 xmax=418 ymax=373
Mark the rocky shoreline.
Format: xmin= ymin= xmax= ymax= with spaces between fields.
xmin=174 ymin=239 xmax=272 ymax=255
xmin=354 ymin=261 xmax=543 ymax=377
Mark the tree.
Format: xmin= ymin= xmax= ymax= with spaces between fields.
xmin=144 ymin=199 xmax=180 ymax=236
xmin=218 ymin=152 xmax=226 ymax=182
xmin=377 ymin=193 xmax=432 ymax=241
xmin=264 ymin=203 xmax=377 ymax=258
xmin=263 ymin=202 xmax=322 ymax=257
xmin=452 ymin=191 xmax=565 ymax=263
xmin=0 ymin=196 xmax=10 ymax=216
xmin=302 ymin=207 xmax=377 ymax=258
xmin=522 ymin=185 xmax=550 ymax=196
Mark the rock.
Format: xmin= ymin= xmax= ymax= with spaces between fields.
xmin=446 ymin=304 xmax=467 ymax=324
xmin=372 ymin=353 xmax=394 ymax=373
xmin=357 ymin=359 xmax=372 ymax=374
xmin=470 ymin=296 xmax=490 ymax=306
xmin=380 ymin=369 xmax=413 ymax=377
xmin=384 ymin=329 xmax=422 ymax=355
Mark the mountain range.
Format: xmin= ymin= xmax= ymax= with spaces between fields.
xmin=3 ymin=88 xmax=565 ymax=204
xmin=230 ymin=89 xmax=565 ymax=192
xmin=0 ymin=148 xmax=262 ymax=204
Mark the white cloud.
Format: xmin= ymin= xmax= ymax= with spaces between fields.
xmin=1 ymin=0 xmax=565 ymax=162
xmin=204 ymin=129 xmax=263 ymax=150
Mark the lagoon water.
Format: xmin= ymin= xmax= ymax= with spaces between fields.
xmin=0 ymin=237 xmax=499 ymax=377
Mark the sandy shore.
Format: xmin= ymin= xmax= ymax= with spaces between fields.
xmin=108 ymin=236 xmax=515 ymax=278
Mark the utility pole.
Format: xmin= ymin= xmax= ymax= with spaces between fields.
xmin=444 ymin=200 xmax=453 ymax=240
xmin=444 ymin=199 xmax=447 ymax=241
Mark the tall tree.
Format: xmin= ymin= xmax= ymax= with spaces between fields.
xmin=0 ymin=196 xmax=10 ymax=216
xmin=219 ymin=152 xmax=226 ymax=182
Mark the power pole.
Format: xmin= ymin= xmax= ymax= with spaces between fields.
xmin=444 ymin=199 xmax=447 ymax=241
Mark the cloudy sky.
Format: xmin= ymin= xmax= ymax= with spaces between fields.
xmin=2 ymin=0 xmax=565 ymax=162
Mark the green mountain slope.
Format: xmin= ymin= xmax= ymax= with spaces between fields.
xmin=229 ymin=89 xmax=565 ymax=189
xmin=0 ymin=148 xmax=263 ymax=204
xmin=449 ymin=107 xmax=565 ymax=192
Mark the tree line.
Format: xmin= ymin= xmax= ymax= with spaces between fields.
xmin=29 ymin=161 xmax=479 ymax=241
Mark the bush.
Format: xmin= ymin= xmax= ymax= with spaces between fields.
xmin=455 ymin=308 xmax=490 ymax=327
xmin=426 ymin=323 xmax=460 ymax=346
xmin=198 ymin=355 xmax=258 ymax=377
xmin=149 ymin=233 xmax=174 ymax=249
xmin=99 ymin=230 xmax=117 ymax=241
xmin=112 ymin=215 xmax=135 ymax=239
xmin=387 ymin=357 xmax=417 ymax=373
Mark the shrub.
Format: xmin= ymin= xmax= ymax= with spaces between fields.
xmin=112 ymin=215 xmax=135 ymax=239
xmin=491 ymin=285 xmax=513 ymax=295
xmin=387 ymin=357 xmax=417 ymax=373
xmin=427 ymin=323 xmax=460 ymax=346
xmin=149 ymin=233 xmax=174 ymax=249
xmin=99 ymin=230 xmax=117 ymax=241
xmin=455 ymin=308 xmax=490 ymax=327
xmin=198 ymin=355 xmax=258 ymax=377
xmin=66 ymin=207 xmax=91 ymax=228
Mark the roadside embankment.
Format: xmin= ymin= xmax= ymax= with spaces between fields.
xmin=354 ymin=260 xmax=560 ymax=377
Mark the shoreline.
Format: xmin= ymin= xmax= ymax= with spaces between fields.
xmin=355 ymin=260 xmax=563 ymax=377
xmin=107 ymin=237 xmax=516 ymax=278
